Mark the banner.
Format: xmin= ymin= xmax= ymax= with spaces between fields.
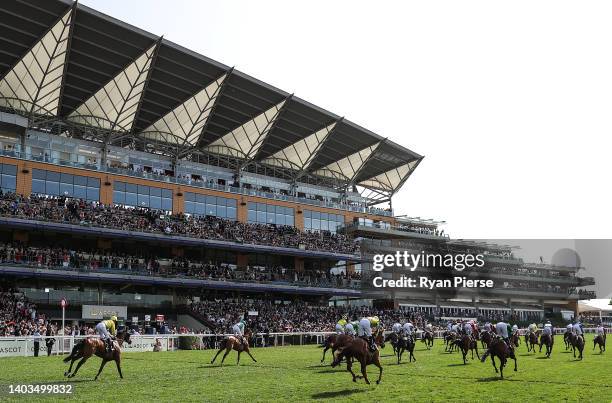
xmin=81 ymin=305 xmax=127 ymax=320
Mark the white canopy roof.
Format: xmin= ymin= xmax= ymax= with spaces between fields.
xmin=578 ymin=299 xmax=612 ymax=313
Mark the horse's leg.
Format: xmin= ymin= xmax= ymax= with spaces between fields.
xmin=236 ymin=351 xmax=241 ymax=365
xmin=68 ymin=357 xmax=88 ymax=378
xmin=490 ymin=355 xmax=498 ymax=373
xmin=65 ymin=357 xmax=78 ymax=377
xmin=500 ymin=357 xmax=505 ymax=379
xmin=462 ymin=348 xmax=467 ymax=364
xmin=360 ymin=359 xmax=369 ymax=385
xmin=244 ymin=346 xmax=257 ymax=362
xmin=115 ymin=357 xmax=124 ymax=379
xmin=94 ymin=359 xmax=108 ymax=381
xmin=374 ymin=355 xmax=383 ymax=384
xmin=211 ymin=347 xmax=224 ymax=364
xmin=321 ymin=346 xmax=329 ymax=363
xmin=346 ymin=358 xmax=357 ymax=382
xmin=220 ymin=345 xmax=231 ymax=364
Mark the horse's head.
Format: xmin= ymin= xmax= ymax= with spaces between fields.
xmin=374 ymin=328 xmax=385 ymax=349
xmin=244 ymin=328 xmax=253 ymax=338
xmin=118 ymin=329 xmax=132 ymax=345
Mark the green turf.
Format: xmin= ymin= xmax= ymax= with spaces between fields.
xmin=0 ymin=335 xmax=608 ymax=402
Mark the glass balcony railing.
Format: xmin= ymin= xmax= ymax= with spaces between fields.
xmin=0 ymin=149 xmax=393 ymax=217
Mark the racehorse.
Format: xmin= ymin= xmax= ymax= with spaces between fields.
xmin=593 ymin=334 xmax=606 ymax=353
xmin=480 ymin=337 xmax=518 ymax=379
xmin=321 ymin=333 xmax=354 ymax=363
xmin=525 ymin=331 xmax=539 ymax=353
xmin=563 ymin=330 xmax=572 ymax=350
xmin=384 ymin=332 xmax=400 ymax=355
xmin=510 ymin=332 xmax=520 ymax=348
xmin=331 ymin=329 xmax=384 ymax=384
xmin=567 ymin=333 xmax=584 ymax=360
xmin=444 ymin=331 xmax=457 ymax=352
xmin=480 ymin=330 xmax=495 ymax=349
xmin=538 ymin=333 xmax=554 ymax=358
xmin=453 ymin=334 xmax=479 ymax=364
xmin=420 ymin=330 xmax=434 ymax=350
xmin=395 ymin=333 xmax=416 ymax=364
xmin=210 ymin=329 xmax=257 ymax=365
xmin=63 ymin=329 xmax=132 ymax=380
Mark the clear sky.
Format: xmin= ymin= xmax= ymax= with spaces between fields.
xmin=81 ymin=0 xmax=612 ymax=239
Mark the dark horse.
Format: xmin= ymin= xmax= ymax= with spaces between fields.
xmin=525 ymin=331 xmax=539 ymax=353
xmin=321 ymin=333 xmax=354 ymax=363
xmin=539 ymin=332 xmax=554 ymax=358
xmin=453 ymin=334 xmax=479 ymax=364
xmin=63 ymin=330 xmax=132 ymax=380
xmin=210 ymin=329 xmax=257 ymax=365
xmin=420 ymin=330 xmax=434 ymax=350
xmin=444 ymin=331 xmax=457 ymax=352
xmin=510 ymin=332 xmax=521 ymax=348
xmin=481 ymin=338 xmax=518 ymax=379
xmin=331 ymin=329 xmax=384 ymax=384
xmin=480 ymin=330 xmax=495 ymax=349
xmin=567 ymin=333 xmax=584 ymax=360
xmin=388 ymin=333 xmax=415 ymax=364
xmin=563 ymin=330 xmax=572 ymax=350
xmin=593 ymin=334 xmax=606 ymax=354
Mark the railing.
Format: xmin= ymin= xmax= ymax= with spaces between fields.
xmin=0 ymin=149 xmax=393 ymax=217
xmin=342 ymin=222 xmax=449 ymax=238
xmin=0 ymin=262 xmax=362 ymax=290
xmin=0 ymin=327 xmax=608 ymax=358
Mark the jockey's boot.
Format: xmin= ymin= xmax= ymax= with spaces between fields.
xmin=105 ymin=338 xmax=113 ymax=354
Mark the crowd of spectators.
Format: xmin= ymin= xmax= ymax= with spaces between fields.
xmin=0 ymin=287 xmax=45 ymax=337
xmin=0 ymin=243 xmax=361 ymax=289
xmin=0 ymin=192 xmax=357 ymax=254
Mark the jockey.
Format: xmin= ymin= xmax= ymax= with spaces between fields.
xmin=446 ymin=321 xmax=453 ymax=331
xmin=336 ymin=315 xmax=348 ymax=334
xmin=542 ymin=321 xmax=553 ymax=336
xmin=425 ymin=322 xmax=433 ymax=332
xmin=484 ymin=322 xmax=492 ymax=332
xmin=95 ymin=315 xmax=117 ymax=353
xmin=495 ymin=321 xmax=510 ymax=346
xmin=359 ymin=316 xmax=380 ymax=352
xmin=566 ymin=323 xmax=573 ymax=334
xmin=451 ymin=321 xmax=460 ymax=334
xmin=527 ymin=322 xmax=537 ymax=336
xmin=572 ymin=321 xmax=583 ymax=339
xmin=392 ymin=322 xmax=402 ymax=334
xmin=463 ymin=320 xmax=472 ymax=337
xmin=511 ymin=324 xmax=519 ymax=336
xmin=233 ymin=318 xmax=247 ymax=344
xmin=596 ymin=324 xmax=606 ymax=339
xmin=345 ymin=321 xmax=358 ymax=336
xmin=402 ymin=321 xmax=415 ymax=340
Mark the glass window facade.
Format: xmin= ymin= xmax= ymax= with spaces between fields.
xmin=247 ymin=202 xmax=294 ymax=226
xmin=31 ymin=169 xmax=100 ymax=201
xmin=304 ymin=210 xmax=344 ymax=233
xmin=113 ymin=181 xmax=172 ymax=211
xmin=184 ymin=192 xmax=237 ymax=220
xmin=0 ymin=163 xmax=17 ymax=193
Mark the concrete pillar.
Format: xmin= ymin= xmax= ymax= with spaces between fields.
xmin=15 ymin=160 xmax=31 ymax=196
xmin=294 ymin=257 xmax=304 ymax=273
xmin=294 ymin=206 xmax=304 ymax=230
xmin=99 ymin=175 xmax=113 ymax=205
xmin=173 ymin=189 xmax=184 ymax=215
xmin=237 ymin=198 xmax=248 ymax=223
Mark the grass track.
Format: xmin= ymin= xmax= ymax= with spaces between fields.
xmin=0 ymin=335 xmax=609 ymax=402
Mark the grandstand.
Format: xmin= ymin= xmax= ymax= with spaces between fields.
xmin=0 ymin=0 xmax=596 ymax=336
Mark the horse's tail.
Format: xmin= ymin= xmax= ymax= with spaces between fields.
xmin=63 ymin=340 xmax=83 ymax=363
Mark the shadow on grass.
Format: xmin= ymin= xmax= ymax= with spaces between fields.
xmin=447 ymin=363 xmax=469 ymax=367
xmin=312 ymin=389 xmax=366 ymax=399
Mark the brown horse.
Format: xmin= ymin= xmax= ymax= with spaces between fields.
xmin=321 ymin=333 xmax=354 ymax=363
xmin=510 ymin=332 xmax=520 ymax=348
xmin=453 ymin=334 xmax=479 ymax=364
xmin=480 ymin=337 xmax=518 ymax=379
xmin=539 ymin=333 xmax=554 ymax=358
xmin=389 ymin=332 xmax=416 ymax=364
xmin=567 ymin=333 xmax=584 ymax=360
xmin=420 ymin=330 xmax=434 ymax=350
xmin=444 ymin=331 xmax=457 ymax=352
xmin=480 ymin=330 xmax=495 ymax=349
xmin=525 ymin=331 xmax=539 ymax=353
xmin=210 ymin=329 xmax=257 ymax=365
xmin=331 ymin=329 xmax=384 ymax=384
xmin=593 ymin=334 xmax=606 ymax=353
xmin=63 ymin=330 xmax=132 ymax=380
